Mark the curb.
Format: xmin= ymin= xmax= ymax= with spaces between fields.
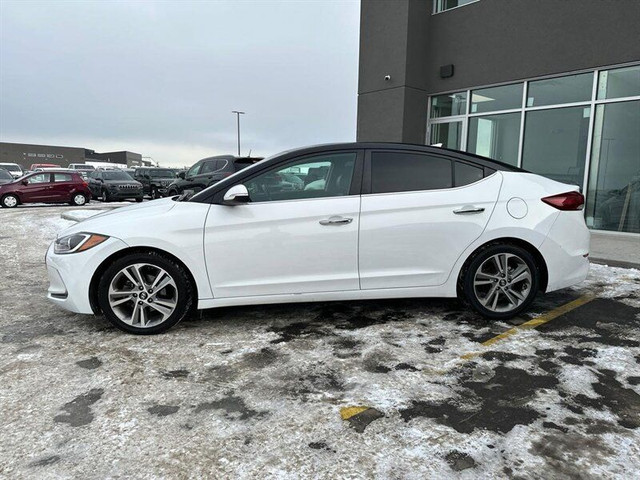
xmin=590 ymin=258 xmax=640 ymax=270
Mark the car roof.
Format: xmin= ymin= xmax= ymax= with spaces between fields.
xmin=197 ymin=155 xmax=264 ymax=163
xmin=270 ymin=142 xmax=525 ymax=172
xmin=190 ymin=142 xmax=526 ymax=204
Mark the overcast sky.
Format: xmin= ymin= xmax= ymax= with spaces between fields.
xmin=0 ymin=0 xmax=360 ymax=166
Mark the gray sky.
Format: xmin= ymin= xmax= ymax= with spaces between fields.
xmin=0 ymin=0 xmax=360 ymax=166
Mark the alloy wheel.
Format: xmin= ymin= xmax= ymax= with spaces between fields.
xmin=108 ymin=263 xmax=178 ymax=328
xmin=73 ymin=194 xmax=86 ymax=205
xmin=473 ymin=253 xmax=532 ymax=313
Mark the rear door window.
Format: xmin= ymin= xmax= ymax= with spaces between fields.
xmin=53 ymin=174 xmax=73 ymax=182
xmin=370 ymin=151 xmax=452 ymax=194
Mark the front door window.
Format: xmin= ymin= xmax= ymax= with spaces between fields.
xmin=244 ymin=152 xmax=357 ymax=202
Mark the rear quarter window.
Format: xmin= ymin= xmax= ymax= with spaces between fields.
xmin=454 ymin=162 xmax=484 ymax=187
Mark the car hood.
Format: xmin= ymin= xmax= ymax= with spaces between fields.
xmin=58 ymin=197 xmax=178 ymax=238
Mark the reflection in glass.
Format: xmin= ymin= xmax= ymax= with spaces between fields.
xmin=471 ymin=83 xmax=522 ymax=114
xmin=467 ymin=113 xmax=521 ymax=166
xmin=586 ymin=101 xmax=640 ymax=233
xmin=527 ymin=73 xmax=593 ymax=107
xmin=430 ymin=92 xmax=467 ymax=118
xmin=434 ymin=0 xmax=476 ymax=13
xmin=430 ymin=121 xmax=462 ymax=149
xmin=597 ymin=65 xmax=640 ymax=100
xmin=522 ymin=106 xmax=590 ymax=187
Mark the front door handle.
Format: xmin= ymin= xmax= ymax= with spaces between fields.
xmin=319 ymin=216 xmax=353 ymax=226
xmin=453 ymin=206 xmax=485 ymax=215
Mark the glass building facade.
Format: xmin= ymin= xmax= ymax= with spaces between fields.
xmin=427 ymin=64 xmax=640 ymax=234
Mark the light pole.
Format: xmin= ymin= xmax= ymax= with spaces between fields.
xmin=232 ymin=111 xmax=245 ymax=156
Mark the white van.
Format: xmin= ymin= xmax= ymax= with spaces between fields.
xmin=68 ymin=163 xmax=96 ymax=172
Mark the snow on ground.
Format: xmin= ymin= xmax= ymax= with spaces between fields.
xmin=0 ymin=204 xmax=639 ymax=479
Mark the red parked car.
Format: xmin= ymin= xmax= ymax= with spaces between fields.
xmin=0 ymin=170 xmax=92 ymax=208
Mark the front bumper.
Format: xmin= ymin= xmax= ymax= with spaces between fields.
xmin=108 ymin=188 xmax=143 ymax=199
xmin=46 ymin=236 xmax=129 ymax=314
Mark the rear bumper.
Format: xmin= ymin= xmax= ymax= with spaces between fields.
xmin=540 ymin=211 xmax=590 ymax=292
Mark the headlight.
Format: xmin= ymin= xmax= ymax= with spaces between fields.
xmin=54 ymin=233 xmax=109 ymax=254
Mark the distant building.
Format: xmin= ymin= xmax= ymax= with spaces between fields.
xmin=0 ymin=142 xmax=143 ymax=169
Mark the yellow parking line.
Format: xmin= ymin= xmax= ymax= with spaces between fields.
xmin=340 ymin=406 xmax=369 ymax=420
xmin=461 ymin=294 xmax=595 ymax=360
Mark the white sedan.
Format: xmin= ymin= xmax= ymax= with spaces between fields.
xmin=45 ymin=143 xmax=590 ymax=334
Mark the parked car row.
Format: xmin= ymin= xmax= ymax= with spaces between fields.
xmin=0 ymin=155 xmax=262 ymax=207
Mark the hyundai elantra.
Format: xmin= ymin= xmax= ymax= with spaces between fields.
xmin=45 ymin=143 xmax=590 ymax=334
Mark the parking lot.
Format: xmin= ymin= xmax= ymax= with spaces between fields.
xmin=1 ymin=202 xmax=639 ymax=479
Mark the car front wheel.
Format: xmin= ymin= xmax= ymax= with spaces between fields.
xmin=462 ymin=244 xmax=539 ymax=319
xmin=97 ymin=252 xmax=195 ymax=334
xmin=101 ymin=190 xmax=110 ymax=202
xmin=1 ymin=194 xmax=19 ymax=208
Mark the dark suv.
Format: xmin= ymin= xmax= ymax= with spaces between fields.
xmin=166 ymin=155 xmax=262 ymax=197
xmin=87 ymin=170 xmax=144 ymax=202
xmin=133 ymin=167 xmax=177 ymax=199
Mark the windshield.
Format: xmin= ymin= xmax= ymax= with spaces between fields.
xmin=0 ymin=169 xmax=13 ymax=179
xmin=149 ymin=169 xmax=175 ymax=178
xmin=75 ymin=165 xmax=95 ymax=170
xmin=103 ymin=171 xmax=133 ymax=181
xmin=0 ymin=164 xmax=21 ymax=173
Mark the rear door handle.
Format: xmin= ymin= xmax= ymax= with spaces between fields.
xmin=319 ymin=216 xmax=353 ymax=226
xmin=453 ymin=206 xmax=485 ymax=215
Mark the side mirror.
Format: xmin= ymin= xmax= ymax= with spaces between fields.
xmin=22 ymin=179 xmax=28 ymax=186
xmin=223 ymin=184 xmax=250 ymax=205
xmin=178 ymin=171 xmax=186 ymax=179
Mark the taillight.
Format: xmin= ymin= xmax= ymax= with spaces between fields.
xmin=541 ymin=191 xmax=584 ymax=211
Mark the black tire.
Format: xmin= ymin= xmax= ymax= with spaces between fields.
xmin=462 ymin=243 xmax=539 ymax=320
xmin=135 ymin=197 xmax=143 ymax=203
xmin=1 ymin=194 xmax=19 ymax=208
xmin=97 ymin=251 xmax=195 ymax=334
xmin=101 ymin=189 xmax=110 ymax=202
xmin=151 ymin=187 xmax=158 ymax=199
xmin=70 ymin=193 xmax=88 ymax=206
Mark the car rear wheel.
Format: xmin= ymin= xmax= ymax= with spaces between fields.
xmin=97 ymin=252 xmax=195 ymax=334
xmin=462 ymin=244 xmax=539 ymax=319
xmin=1 ymin=194 xmax=19 ymax=208
xmin=70 ymin=193 xmax=87 ymax=206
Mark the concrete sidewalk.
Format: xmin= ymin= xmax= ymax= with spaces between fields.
xmin=590 ymin=231 xmax=640 ymax=269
